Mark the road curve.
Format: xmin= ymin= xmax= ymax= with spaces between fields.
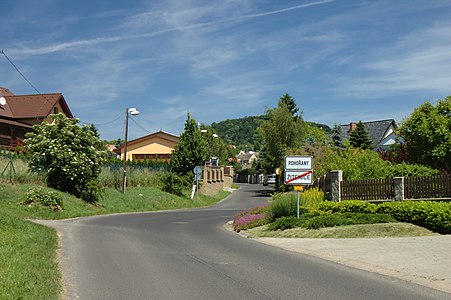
xmin=42 ymin=184 xmax=449 ymax=300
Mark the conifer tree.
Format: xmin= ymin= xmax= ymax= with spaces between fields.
xmin=349 ymin=121 xmax=373 ymax=150
xmin=171 ymin=113 xmax=207 ymax=176
xmin=331 ymin=124 xmax=344 ymax=148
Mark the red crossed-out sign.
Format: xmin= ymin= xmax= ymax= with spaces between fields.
xmin=285 ymin=170 xmax=312 ymax=184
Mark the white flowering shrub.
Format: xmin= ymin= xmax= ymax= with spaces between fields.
xmin=25 ymin=114 xmax=107 ymax=202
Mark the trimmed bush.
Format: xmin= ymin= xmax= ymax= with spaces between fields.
xmin=304 ymin=213 xmax=395 ymax=230
xmin=376 ymin=201 xmax=451 ymax=234
xmin=318 ymin=200 xmax=375 ymax=214
xmin=268 ymin=216 xmax=304 ymax=231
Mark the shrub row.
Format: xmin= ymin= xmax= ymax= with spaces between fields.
xmin=318 ymin=200 xmax=451 ymax=234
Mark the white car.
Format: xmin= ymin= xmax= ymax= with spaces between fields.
xmin=263 ymin=174 xmax=276 ymax=186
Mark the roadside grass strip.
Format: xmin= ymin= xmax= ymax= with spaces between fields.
xmin=0 ymin=183 xmax=231 ymax=299
xmin=0 ymin=213 xmax=60 ymax=300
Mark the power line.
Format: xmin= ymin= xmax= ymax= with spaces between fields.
xmin=1 ymin=49 xmax=55 ymax=120
xmin=78 ymin=112 xmax=123 ymax=127
xmin=1 ymin=50 xmax=42 ymax=94
xmin=129 ymin=116 xmax=152 ymax=135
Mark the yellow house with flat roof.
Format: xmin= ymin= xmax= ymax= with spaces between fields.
xmin=119 ymin=130 xmax=179 ymax=161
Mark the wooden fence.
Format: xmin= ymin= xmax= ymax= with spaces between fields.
xmin=309 ymin=171 xmax=451 ymax=202
xmin=341 ymin=178 xmax=393 ymax=201
xmin=405 ymin=174 xmax=451 ymax=199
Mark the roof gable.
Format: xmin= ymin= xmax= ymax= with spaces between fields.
xmin=123 ymin=130 xmax=180 ymax=149
xmin=0 ymin=93 xmax=73 ymax=122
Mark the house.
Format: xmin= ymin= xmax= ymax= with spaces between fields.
xmin=0 ymin=87 xmax=73 ymax=151
xmin=236 ymin=151 xmax=259 ymax=169
xmin=340 ymin=119 xmax=399 ymax=150
xmin=119 ymin=130 xmax=179 ymax=161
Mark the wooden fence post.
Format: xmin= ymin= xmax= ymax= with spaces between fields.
xmin=394 ymin=177 xmax=405 ymax=201
xmin=330 ymin=170 xmax=342 ymax=202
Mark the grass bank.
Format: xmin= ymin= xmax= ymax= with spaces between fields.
xmin=243 ymin=222 xmax=437 ymax=238
xmin=0 ymin=182 xmax=230 ymax=300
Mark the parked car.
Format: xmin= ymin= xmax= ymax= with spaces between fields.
xmin=263 ymin=174 xmax=276 ymax=186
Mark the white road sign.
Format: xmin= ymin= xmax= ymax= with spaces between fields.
xmin=285 ymin=156 xmax=312 ymax=170
xmin=284 ymin=170 xmax=313 ymax=185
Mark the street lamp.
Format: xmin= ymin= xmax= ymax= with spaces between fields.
xmin=201 ymin=129 xmax=219 ymax=165
xmin=122 ymin=107 xmax=139 ymax=193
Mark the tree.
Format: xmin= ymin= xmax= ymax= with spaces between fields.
xmin=259 ymin=96 xmax=306 ymax=173
xmin=331 ymin=124 xmax=344 ymax=148
xmin=171 ymin=113 xmax=207 ymax=176
xmin=25 ymin=114 xmax=106 ymax=202
xmin=349 ymin=121 xmax=372 ymax=150
xmin=278 ymin=93 xmax=299 ymax=120
xmin=399 ymin=96 xmax=451 ymax=172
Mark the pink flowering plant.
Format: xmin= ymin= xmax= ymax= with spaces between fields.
xmin=233 ymin=205 xmax=271 ymax=232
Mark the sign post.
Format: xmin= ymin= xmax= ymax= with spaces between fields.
xmin=193 ymin=166 xmax=202 ymax=199
xmin=284 ymin=156 xmax=312 ymax=219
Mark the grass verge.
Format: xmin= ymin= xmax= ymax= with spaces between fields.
xmin=244 ymin=222 xmax=438 ymax=238
xmin=0 ymin=182 xmax=230 ymax=300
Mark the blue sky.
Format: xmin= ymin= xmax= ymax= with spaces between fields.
xmin=2 ymin=0 xmax=451 ymax=141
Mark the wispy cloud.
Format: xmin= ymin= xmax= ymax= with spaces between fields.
xmin=8 ymin=0 xmax=336 ymax=57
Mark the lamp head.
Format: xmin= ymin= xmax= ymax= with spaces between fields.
xmin=128 ymin=108 xmax=139 ymax=115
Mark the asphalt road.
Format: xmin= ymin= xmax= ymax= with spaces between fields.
xmin=45 ymin=184 xmax=450 ymax=300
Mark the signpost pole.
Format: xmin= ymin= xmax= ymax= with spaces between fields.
xmin=296 ymin=190 xmax=300 ymax=219
xmin=196 ymin=175 xmax=199 ymax=199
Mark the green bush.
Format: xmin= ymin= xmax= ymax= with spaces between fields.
xmin=160 ymin=172 xmax=187 ymax=196
xmin=79 ymin=180 xmax=104 ymax=203
xmin=387 ymin=162 xmax=440 ymax=177
xmin=318 ymin=200 xmax=376 ymax=214
xmin=268 ymin=216 xmax=304 ymax=231
xmin=318 ymin=146 xmax=391 ymax=180
xmin=23 ymin=187 xmax=63 ymax=210
xmin=300 ymin=188 xmax=324 ymax=208
xmin=270 ymin=193 xmax=297 ymax=220
xmin=376 ymin=201 xmax=451 ymax=234
xmin=304 ymin=213 xmax=395 ymax=229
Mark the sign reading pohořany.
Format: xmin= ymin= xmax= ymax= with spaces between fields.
xmin=285 ymin=156 xmax=312 ymax=170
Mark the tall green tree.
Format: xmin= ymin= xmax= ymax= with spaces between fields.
xmin=171 ymin=113 xmax=208 ymax=176
xmin=25 ymin=114 xmax=106 ymax=202
xmin=259 ymin=96 xmax=305 ymax=173
xmin=399 ymin=96 xmax=451 ymax=172
xmin=349 ymin=121 xmax=373 ymax=150
xmin=278 ymin=93 xmax=299 ymax=120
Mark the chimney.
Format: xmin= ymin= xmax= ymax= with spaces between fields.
xmin=348 ymin=122 xmax=357 ymax=133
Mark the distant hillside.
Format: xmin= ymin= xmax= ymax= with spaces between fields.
xmin=211 ymin=115 xmax=330 ymax=151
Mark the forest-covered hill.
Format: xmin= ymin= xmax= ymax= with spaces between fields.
xmin=210 ymin=115 xmax=330 ymax=151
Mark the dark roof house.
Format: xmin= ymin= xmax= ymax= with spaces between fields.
xmin=340 ymin=119 xmax=399 ymax=150
xmin=0 ymin=87 xmax=73 ymax=150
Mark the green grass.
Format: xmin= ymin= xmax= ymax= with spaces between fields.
xmin=244 ymin=222 xmax=438 ymax=238
xmin=0 ymin=182 xmax=230 ymax=300
xmin=0 ymin=213 xmax=60 ymax=300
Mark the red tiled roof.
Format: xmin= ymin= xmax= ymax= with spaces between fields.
xmin=0 ymin=93 xmax=73 ymax=123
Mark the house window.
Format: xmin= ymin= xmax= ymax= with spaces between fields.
xmin=132 ymin=154 xmax=171 ymax=161
xmin=53 ymin=107 xmax=58 ymax=114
